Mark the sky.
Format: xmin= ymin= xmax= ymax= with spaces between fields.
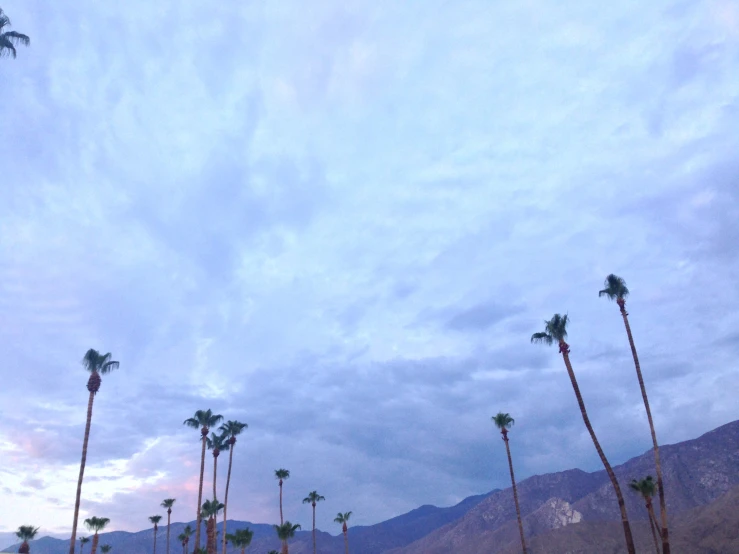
xmin=1 ymin=0 xmax=738 ymax=540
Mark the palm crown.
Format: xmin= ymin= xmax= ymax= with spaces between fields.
xmin=599 ymin=274 xmax=630 ymax=301
xmin=206 ymin=431 xmax=230 ymax=454
xmin=273 ymin=522 xmax=301 ymax=541
xmin=225 ymin=528 xmax=253 ymax=548
xmin=84 ymin=517 xmax=110 ymax=533
xmin=201 ymin=499 xmax=225 ymax=518
xmin=531 ymin=313 xmax=569 ymax=345
xmin=492 ymin=412 xmax=515 ymax=430
xmin=15 ymin=526 xmax=39 ymax=542
xmin=149 ymin=515 xmax=162 ymax=526
xmin=275 ymin=468 xmax=290 ymax=481
xmin=82 ymin=350 xmax=120 ymax=375
xmin=184 ymin=409 xmax=224 ymax=432
xmin=100 ymin=546 xmax=112 ymax=553
xmin=334 ymin=512 xmax=352 ymax=524
xmin=79 ymin=537 xmax=90 ymax=545
xmin=219 ymin=420 xmax=248 ymax=444
xmin=0 ymin=9 xmax=30 ymax=59
xmin=161 ymin=498 xmax=176 ymax=511
xmin=629 ymin=475 xmax=657 ymax=499
xmin=303 ymin=491 xmax=325 ymax=506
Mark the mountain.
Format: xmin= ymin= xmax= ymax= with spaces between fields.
xmin=389 ymin=419 xmax=739 ymax=553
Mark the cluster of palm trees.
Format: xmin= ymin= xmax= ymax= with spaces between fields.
xmin=495 ymin=274 xmax=670 ymax=554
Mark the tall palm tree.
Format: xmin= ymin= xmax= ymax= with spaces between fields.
xmin=492 ymin=413 xmax=527 ymax=554
xmin=184 ymin=410 xmax=224 ymax=551
xmin=161 ymin=499 xmax=176 ymax=554
xmin=15 ymin=525 xmax=38 ymax=554
xmin=302 ymin=491 xmax=325 ymax=554
xmin=630 ymin=476 xmax=661 ymax=554
xmin=273 ymin=522 xmax=301 ymax=554
xmin=218 ymin=420 xmax=248 ymax=554
xmin=224 ymin=528 xmax=253 ymax=554
xmin=200 ymin=500 xmax=224 ymax=554
xmin=0 ymin=8 xmax=30 ymax=59
xmin=333 ymin=512 xmax=352 ymax=554
xmin=274 ymin=469 xmax=290 ymax=525
xmin=600 ymin=274 xmax=671 ymax=554
xmin=100 ymin=546 xmax=112 ymax=554
xmin=206 ymin=432 xmax=230 ymax=502
xmin=79 ymin=537 xmax=90 ymax=554
xmin=83 ymin=516 xmax=110 ymax=554
xmin=149 ymin=516 xmax=162 ymax=554
xmin=532 ymin=314 xmax=636 ymax=554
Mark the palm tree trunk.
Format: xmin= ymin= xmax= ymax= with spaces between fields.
xmin=312 ymin=505 xmax=317 ymax=554
xmin=618 ymin=299 xmax=670 ymax=554
xmin=645 ymin=500 xmax=661 ymax=554
xmin=213 ymin=454 xmax=218 ymax=502
xmin=153 ymin=526 xmax=158 ymax=554
xmin=502 ymin=430 xmax=528 ymax=554
xmin=343 ymin=529 xmax=349 ymax=554
xmin=195 ymin=430 xmax=208 ymax=551
xmin=91 ymin=533 xmax=99 ymax=554
xmin=282 ymin=540 xmax=288 ymax=554
xmin=279 ymin=482 xmax=284 ymax=525
xmin=206 ymin=518 xmax=215 ymax=554
xmin=560 ymin=344 xmax=636 ymax=554
xmin=69 ymin=388 xmax=96 ymax=554
xmin=222 ymin=445 xmax=235 ymax=554
xmin=167 ymin=510 xmax=171 ymax=554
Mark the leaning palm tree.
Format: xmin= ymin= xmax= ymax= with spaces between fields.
xmin=161 ymin=498 xmax=176 ymax=554
xmin=600 ymin=274 xmax=671 ymax=554
xmin=333 ymin=512 xmax=352 ymax=554
xmin=274 ymin=469 xmax=290 ymax=525
xmin=532 ymin=314 xmax=635 ymax=554
xmin=218 ymin=420 xmax=248 ymax=554
xmin=183 ymin=409 xmax=224 ymax=551
xmin=69 ymin=350 xmax=119 ymax=554
xmin=0 ymin=8 xmax=30 ymax=59
xmin=492 ymin=413 xmax=527 ymax=554
xmin=200 ymin=499 xmax=224 ymax=554
xmin=273 ymin=522 xmax=301 ymax=554
xmin=149 ymin=516 xmax=163 ymax=554
xmin=83 ymin=516 xmax=110 ymax=554
xmin=630 ymin=476 xmax=661 ymax=554
xmin=224 ymin=528 xmax=253 ymax=554
xmin=79 ymin=537 xmax=90 ymax=554
xmin=15 ymin=525 xmax=38 ymax=554
xmin=302 ymin=491 xmax=325 ymax=554
xmin=100 ymin=546 xmax=112 ymax=554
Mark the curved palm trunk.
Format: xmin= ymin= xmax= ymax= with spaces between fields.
xmin=195 ymin=428 xmax=208 ymax=551
xmin=559 ymin=342 xmax=636 ymax=554
xmin=502 ymin=429 xmax=527 ymax=554
xmin=167 ymin=509 xmax=172 ymax=554
xmin=618 ymin=299 xmax=670 ymax=554
xmin=645 ymin=499 xmax=660 ymax=554
xmin=69 ymin=381 xmax=98 ymax=554
xmin=312 ymin=504 xmax=317 ymax=554
xmin=343 ymin=525 xmax=349 ymax=554
xmin=91 ymin=533 xmax=99 ymax=554
xmin=222 ymin=443 xmax=235 ymax=554
xmin=153 ymin=525 xmax=158 ymax=554
xmin=279 ymin=481 xmax=284 ymax=525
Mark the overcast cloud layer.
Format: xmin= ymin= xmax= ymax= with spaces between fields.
xmin=1 ymin=0 xmax=738 ymax=538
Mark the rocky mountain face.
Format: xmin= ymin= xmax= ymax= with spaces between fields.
xmin=4 ymin=420 xmax=738 ymax=554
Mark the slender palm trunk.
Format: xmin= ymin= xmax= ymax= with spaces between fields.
xmin=212 ymin=452 xmax=219 ymax=502
xmin=195 ymin=428 xmax=208 ymax=550
xmin=312 ymin=504 xmax=317 ymax=554
xmin=91 ymin=533 xmax=99 ymax=554
xmin=279 ymin=481 xmax=284 ymax=525
xmin=222 ymin=442 xmax=235 ymax=554
xmin=502 ymin=429 xmax=527 ymax=554
xmin=645 ymin=499 xmax=661 ymax=554
xmin=153 ymin=525 xmax=158 ymax=554
xmin=559 ymin=342 xmax=636 ymax=554
xmin=166 ymin=509 xmax=171 ymax=554
xmin=343 ymin=526 xmax=349 ymax=554
xmin=618 ymin=299 xmax=670 ymax=554
xmin=69 ymin=385 xmax=97 ymax=554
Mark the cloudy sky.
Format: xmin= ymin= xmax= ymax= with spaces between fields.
xmin=1 ymin=0 xmax=738 ymax=540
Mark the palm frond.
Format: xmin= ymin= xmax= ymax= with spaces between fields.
xmin=161 ymin=498 xmax=176 ymax=509
xmin=219 ymin=420 xmax=248 ymax=437
xmin=3 ymin=31 xmax=29 ymax=46
xmin=0 ymin=12 xmax=12 ymax=31
xmin=15 ymin=526 xmax=39 ymax=541
xmin=492 ymin=412 xmax=515 ymax=429
xmin=275 ymin=468 xmax=290 ymax=480
xmin=530 ymin=331 xmax=552 ymax=345
xmin=599 ymin=274 xmax=629 ymax=300
xmin=149 ymin=515 xmax=162 ymax=524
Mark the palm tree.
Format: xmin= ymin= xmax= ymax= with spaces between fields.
xmin=224 ymin=528 xmax=253 ymax=554
xmin=531 ymin=314 xmax=636 ymax=554
xmin=274 ymin=469 xmax=290 ymax=525
xmin=100 ymin=546 xmax=112 ymax=554
xmin=15 ymin=525 xmax=38 ymax=554
xmin=206 ymin=432 xmax=230 ymax=502
xmin=302 ymin=491 xmax=325 ymax=554
xmin=492 ymin=413 xmax=527 ymax=554
xmin=630 ymin=476 xmax=661 ymax=554
xmin=149 ymin=516 xmax=163 ymax=554
xmin=184 ymin=409 xmax=224 ymax=551
xmin=273 ymin=522 xmax=301 ymax=554
xmin=83 ymin=516 xmax=110 ymax=554
xmin=0 ymin=8 xmax=30 ymax=59
xmin=69 ymin=350 xmax=119 ymax=554
xmin=333 ymin=512 xmax=352 ymax=554
xmin=218 ymin=420 xmax=248 ymax=554
xmin=79 ymin=536 xmax=90 ymax=554
xmin=161 ymin=498 xmax=176 ymax=554
xmin=178 ymin=525 xmax=193 ymax=554
xmin=600 ymin=274 xmax=671 ymax=554
xmin=200 ymin=499 xmax=224 ymax=554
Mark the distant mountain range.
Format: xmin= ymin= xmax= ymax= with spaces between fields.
xmin=4 ymin=419 xmax=738 ymax=553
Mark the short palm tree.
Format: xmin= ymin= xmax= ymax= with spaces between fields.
xmin=161 ymin=499 xmax=176 ymax=554
xmin=100 ymin=546 xmax=112 ymax=554
xmin=0 ymin=8 xmax=30 ymax=59
xmin=302 ymin=491 xmax=325 ymax=554
xmin=149 ymin=516 xmax=162 ymax=554
xmin=630 ymin=476 xmax=661 ymax=554
xmin=274 ymin=469 xmax=290 ymax=525
xmin=532 ymin=314 xmax=635 ymax=554
xmin=492 ymin=413 xmax=527 ymax=554
xmin=83 ymin=516 xmax=110 ymax=554
xmin=200 ymin=499 xmax=224 ymax=554
xmin=273 ymin=522 xmax=301 ymax=554
xmin=15 ymin=525 xmax=38 ymax=554
xmin=184 ymin=409 xmax=224 ymax=551
xmin=79 ymin=537 xmax=90 ymax=554
xmin=224 ymin=528 xmax=253 ymax=554
xmin=600 ymin=274 xmax=670 ymax=554
xmin=69 ymin=351 xmax=119 ymax=554
xmin=333 ymin=512 xmax=352 ymax=554
xmin=218 ymin=420 xmax=248 ymax=554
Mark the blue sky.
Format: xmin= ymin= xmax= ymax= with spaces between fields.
xmin=1 ymin=0 xmax=738 ymax=538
